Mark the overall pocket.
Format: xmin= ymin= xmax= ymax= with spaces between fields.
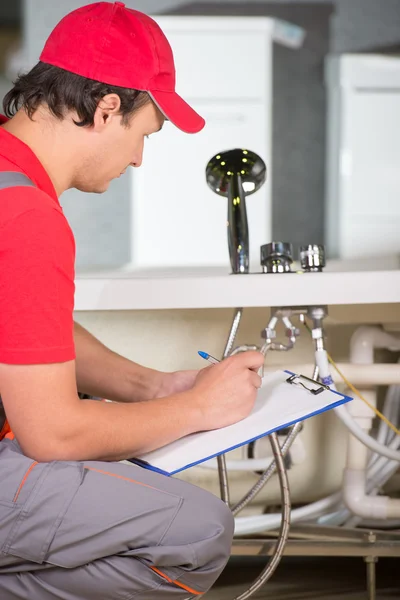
xmin=1 ymin=459 xmax=84 ymax=564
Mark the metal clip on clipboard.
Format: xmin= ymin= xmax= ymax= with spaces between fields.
xmin=286 ymin=373 xmax=330 ymax=395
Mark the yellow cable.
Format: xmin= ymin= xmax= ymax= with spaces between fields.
xmin=302 ymin=321 xmax=400 ymax=437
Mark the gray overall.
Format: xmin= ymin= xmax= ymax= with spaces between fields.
xmin=0 ymin=172 xmax=234 ymax=600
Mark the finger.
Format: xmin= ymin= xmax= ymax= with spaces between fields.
xmin=250 ymin=371 xmax=263 ymax=389
xmin=234 ymin=351 xmax=264 ymax=370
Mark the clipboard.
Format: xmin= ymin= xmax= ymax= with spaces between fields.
xmin=129 ymin=370 xmax=352 ymax=476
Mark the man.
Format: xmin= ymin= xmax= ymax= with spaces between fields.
xmin=0 ymin=2 xmax=263 ymax=599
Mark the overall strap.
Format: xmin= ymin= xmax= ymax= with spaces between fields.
xmin=0 ymin=171 xmax=35 ymax=190
xmin=0 ymin=171 xmax=35 ymax=441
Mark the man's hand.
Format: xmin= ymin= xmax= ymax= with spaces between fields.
xmin=189 ymin=351 xmax=264 ymax=431
xmin=155 ymin=369 xmax=200 ymax=398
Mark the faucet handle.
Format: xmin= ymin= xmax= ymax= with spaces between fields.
xmin=299 ymin=244 xmax=326 ymax=272
xmin=260 ymin=242 xmax=294 ymax=273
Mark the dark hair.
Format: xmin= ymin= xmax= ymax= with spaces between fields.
xmin=3 ymin=62 xmax=150 ymax=127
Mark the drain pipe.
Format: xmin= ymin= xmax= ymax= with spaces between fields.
xmin=350 ymin=326 xmax=400 ymax=364
xmin=343 ymin=326 xmax=400 ymax=520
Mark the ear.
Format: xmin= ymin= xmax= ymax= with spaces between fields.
xmin=93 ymin=93 xmax=122 ymax=130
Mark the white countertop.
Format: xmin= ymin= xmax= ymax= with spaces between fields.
xmin=74 ymin=256 xmax=400 ymax=311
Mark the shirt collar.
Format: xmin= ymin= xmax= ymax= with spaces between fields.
xmin=0 ymin=115 xmax=59 ymax=203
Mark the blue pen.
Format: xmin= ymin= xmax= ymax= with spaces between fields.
xmin=198 ymin=351 xmax=220 ymax=365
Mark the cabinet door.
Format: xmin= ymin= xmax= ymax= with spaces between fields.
xmin=131 ymin=102 xmax=270 ymax=270
xmin=341 ymin=91 xmax=400 ymax=257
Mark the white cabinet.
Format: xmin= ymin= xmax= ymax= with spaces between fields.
xmin=162 ymin=26 xmax=268 ymax=100
xmin=325 ymin=54 xmax=400 ymax=259
xmin=132 ymin=101 xmax=269 ymax=268
xmin=130 ymin=17 xmax=303 ymax=271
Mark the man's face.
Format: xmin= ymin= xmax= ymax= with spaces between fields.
xmin=75 ymin=99 xmax=164 ymax=193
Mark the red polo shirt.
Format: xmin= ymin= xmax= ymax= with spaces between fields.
xmin=0 ymin=115 xmax=76 ymax=364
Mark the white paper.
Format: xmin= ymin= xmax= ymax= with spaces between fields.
xmin=134 ymin=370 xmax=351 ymax=475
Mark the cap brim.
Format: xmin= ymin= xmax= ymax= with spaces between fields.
xmin=149 ymin=90 xmax=205 ymax=134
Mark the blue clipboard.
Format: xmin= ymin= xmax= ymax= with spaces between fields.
xmin=128 ymin=370 xmax=352 ymax=476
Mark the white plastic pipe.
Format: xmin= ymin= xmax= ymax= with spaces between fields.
xmin=334 ymin=404 xmax=400 ymax=461
xmin=235 ymin=435 xmax=400 ymax=535
xmin=376 ymin=384 xmax=400 ymax=445
xmin=350 ymin=326 xmax=400 ymax=364
xmin=343 ymin=468 xmax=400 ymax=519
xmin=342 ymin=470 xmax=388 ymax=519
xmin=343 ymin=414 xmax=400 ymax=519
xmin=234 ymin=430 xmax=400 ymax=535
xmin=342 ymin=450 xmax=400 ymax=527
xmin=342 ymin=326 xmax=400 ymax=519
xmin=324 ymin=463 xmax=400 ymax=526
xmin=321 ymin=426 xmax=400 ymax=527
xmin=313 ymin=346 xmax=400 ymax=462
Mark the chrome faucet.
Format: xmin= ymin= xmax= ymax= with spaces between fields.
xmin=206 ymin=149 xmax=267 ymax=274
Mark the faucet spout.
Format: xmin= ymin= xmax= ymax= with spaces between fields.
xmin=206 ymin=148 xmax=267 ymax=274
xmin=228 ymin=173 xmax=249 ymax=273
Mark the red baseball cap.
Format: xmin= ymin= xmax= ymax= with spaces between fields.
xmin=39 ymin=1 xmax=205 ymax=134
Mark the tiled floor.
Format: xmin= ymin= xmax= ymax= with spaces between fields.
xmin=204 ymin=556 xmax=399 ymax=599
